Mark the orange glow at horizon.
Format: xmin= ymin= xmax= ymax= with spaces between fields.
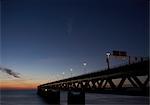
xmin=0 ymin=81 xmax=37 ymax=90
xmin=0 ymin=80 xmax=48 ymax=90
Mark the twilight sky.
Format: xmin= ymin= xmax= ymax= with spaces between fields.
xmin=1 ymin=0 xmax=149 ymax=89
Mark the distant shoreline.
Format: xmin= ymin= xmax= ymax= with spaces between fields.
xmin=0 ymin=88 xmax=37 ymax=91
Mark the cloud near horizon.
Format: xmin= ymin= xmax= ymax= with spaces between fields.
xmin=0 ymin=67 xmax=21 ymax=78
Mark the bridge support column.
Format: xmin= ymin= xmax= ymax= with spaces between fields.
xmin=68 ymin=91 xmax=85 ymax=105
xmin=38 ymin=88 xmax=60 ymax=104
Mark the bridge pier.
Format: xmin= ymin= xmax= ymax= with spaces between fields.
xmin=68 ymin=91 xmax=85 ymax=105
xmin=37 ymin=87 xmax=60 ymax=104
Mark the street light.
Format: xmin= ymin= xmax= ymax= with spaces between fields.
xmin=106 ymin=52 xmax=111 ymax=70
xmin=83 ymin=61 xmax=87 ymax=73
xmin=106 ymin=52 xmax=111 ymax=57
xmin=83 ymin=62 xmax=87 ymax=66
xmin=70 ymin=68 xmax=73 ymax=77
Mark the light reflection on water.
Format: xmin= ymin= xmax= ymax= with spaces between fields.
xmin=1 ymin=90 xmax=149 ymax=105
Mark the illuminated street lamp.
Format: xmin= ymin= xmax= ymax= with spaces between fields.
xmin=106 ymin=52 xmax=111 ymax=58
xmin=83 ymin=62 xmax=87 ymax=66
xmin=70 ymin=68 xmax=73 ymax=77
xmin=83 ymin=61 xmax=87 ymax=73
xmin=106 ymin=52 xmax=111 ymax=70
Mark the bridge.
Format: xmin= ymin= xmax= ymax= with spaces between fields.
xmin=38 ymin=60 xmax=149 ymax=96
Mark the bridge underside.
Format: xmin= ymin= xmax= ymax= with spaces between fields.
xmin=38 ymin=60 xmax=149 ymax=96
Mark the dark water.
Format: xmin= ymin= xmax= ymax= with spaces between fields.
xmin=1 ymin=90 xmax=149 ymax=105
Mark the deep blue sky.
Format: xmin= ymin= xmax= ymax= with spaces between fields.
xmin=1 ymin=0 xmax=149 ymax=83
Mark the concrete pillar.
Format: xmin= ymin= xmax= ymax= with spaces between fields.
xmin=37 ymin=86 xmax=42 ymax=96
xmin=68 ymin=91 xmax=85 ymax=105
xmin=42 ymin=89 xmax=60 ymax=104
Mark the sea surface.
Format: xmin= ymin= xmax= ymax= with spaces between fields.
xmin=0 ymin=90 xmax=149 ymax=105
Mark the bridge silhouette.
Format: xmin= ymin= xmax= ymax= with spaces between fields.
xmin=38 ymin=60 xmax=149 ymax=96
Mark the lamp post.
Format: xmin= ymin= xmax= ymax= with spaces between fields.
xmin=106 ymin=52 xmax=111 ymax=70
xmin=83 ymin=61 xmax=87 ymax=73
xmin=70 ymin=68 xmax=73 ymax=77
